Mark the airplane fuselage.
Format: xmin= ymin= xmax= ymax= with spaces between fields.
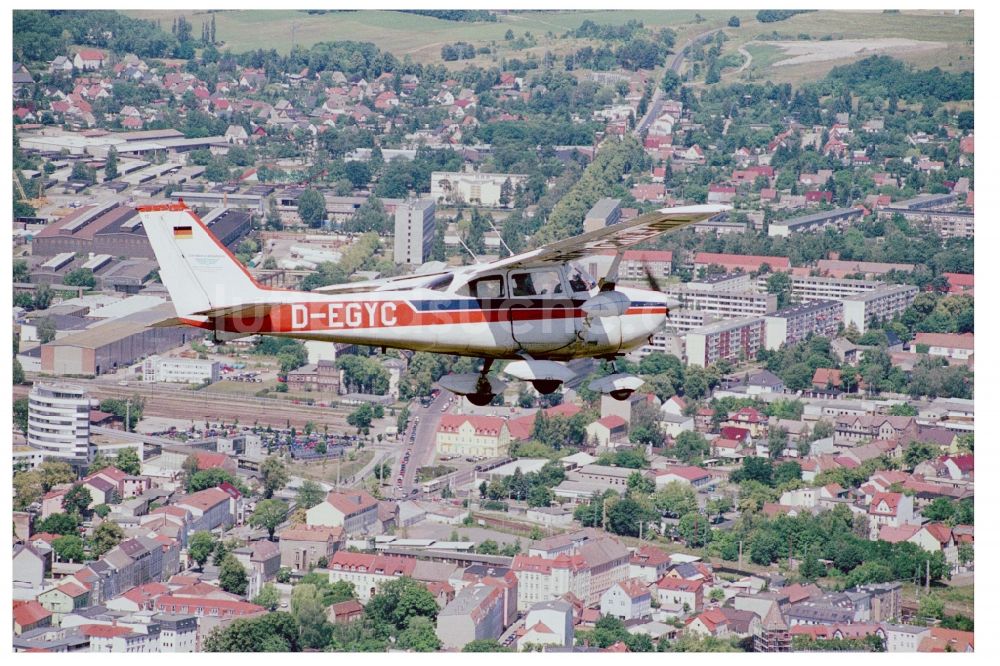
xmin=184 ymin=285 xmax=671 ymax=361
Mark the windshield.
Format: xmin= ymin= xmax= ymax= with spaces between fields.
xmin=567 ymin=263 xmax=596 ymax=293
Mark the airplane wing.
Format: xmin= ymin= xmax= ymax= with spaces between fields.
xmin=481 ymin=204 xmax=730 ymax=271
xmin=311 ymin=271 xmax=452 ymax=294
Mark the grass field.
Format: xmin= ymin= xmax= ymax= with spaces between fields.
xmin=123 ymin=9 xmax=972 ymax=91
xmin=288 ymin=449 xmax=374 ymax=485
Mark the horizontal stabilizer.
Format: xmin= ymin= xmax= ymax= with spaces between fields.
xmin=148 ymin=316 xmax=186 ymax=328
xmin=193 ymin=303 xmax=281 ymax=319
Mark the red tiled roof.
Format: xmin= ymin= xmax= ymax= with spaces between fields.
xmin=438 ymin=414 xmax=507 ymax=436
xmin=329 ymin=552 xmax=416 ymax=576
xmin=280 ymin=525 xmax=343 ymax=542
xmin=81 ymin=624 xmax=132 ymax=638
xmin=913 ymin=332 xmax=974 ymax=350
xmin=322 ymin=490 xmax=377 ymax=517
xmin=693 ymin=252 xmax=790 ymax=270
xmin=512 ymin=553 xmax=587 ymax=574
xmin=921 ymin=523 xmax=953 ymax=546
xmin=596 ymin=415 xmax=627 ymax=430
xmin=656 ymin=576 xmax=703 ymax=592
xmin=630 ymin=545 xmax=670 ymax=567
xmin=13 ymin=601 xmax=52 ymax=627
xmin=869 ymin=492 xmax=902 ymax=516
xmin=655 ymin=465 xmax=711 ymax=482
xmin=154 ymin=595 xmax=264 ymax=616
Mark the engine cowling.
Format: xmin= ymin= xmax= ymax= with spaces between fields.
xmin=580 ymin=290 xmax=631 ymax=318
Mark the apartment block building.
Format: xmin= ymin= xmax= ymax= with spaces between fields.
xmin=685 ymin=317 xmax=766 ymax=368
xmin=769 ymin=274 xmax=883 ymax=303
xmin=393 ymin=198 xmax=436 ymax=265
xmin=764 ymin=300 xmax=844 ymax=350
xmin=430 ymin=171 xmax=526 ymax=207
xmin=664 ymin=285 xmax=776 ymax=320
xmin=842 ymin=285 xmax=919 ymax=334
xmin=768 ymin=207 xmax=864 ymax=237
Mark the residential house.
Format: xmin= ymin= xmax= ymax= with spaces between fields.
xmin=867 ymin=492 xmax=918 ymax=540
xmin=306 ymin=490 xmax=379 ymax=534
xmin=435 ymin=582 xmax=507 ymax=650
xmin=600 ymin=578 xmax=651 ymax=621
xmin=654 ymin=465 xmax=714 ymax=490
xmin=37 ymin=580 xmax=91 ymax=620
xmin=172 ymin=487 xmax=237 ymax=532
xmin=328 ymin=599 xmax=364 ymax=625
xmin=655 ymin=577 xmax=703 ymax=614
xmin=518 ymin=599 xmax=574 ymax=650
xmin=326 ymin=552 xmax=417 ymax=603
xmin=585 ymin=415 xmax=629 ymax=449
xmin=278 ymin=526 xmax=342 ymax=572
xmin=14 ymin=601 xmax=53 ymax=635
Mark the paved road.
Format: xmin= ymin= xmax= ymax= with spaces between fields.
xmin=633 ymin=28 xmax=721 ymax=137
xmin=397 ymin=390 xmax=450 ymax=495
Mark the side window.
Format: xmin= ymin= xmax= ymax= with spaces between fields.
xmin=510 ymin=270 xmax=563 ymax=297
xmin=470 ymin=276 xmax=504 ymax=300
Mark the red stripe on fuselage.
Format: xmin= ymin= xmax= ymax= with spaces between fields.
xmin=212 ymin=301 xmax=665 ymax=334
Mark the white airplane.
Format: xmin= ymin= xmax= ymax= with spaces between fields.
xmin=138 ymin=201 xmax=728 ymax=405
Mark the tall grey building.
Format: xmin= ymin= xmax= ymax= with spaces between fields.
xmin=584 ymin=198 xmax=622 ymax=232
xmin=27 ymin=383 xmax=95 ymax=467
xmin=393 ymin=198 xmax=436 ymax=265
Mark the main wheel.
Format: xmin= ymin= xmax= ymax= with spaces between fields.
xmin=467 ymin=392 xmax=495 ymax=406
xmin=531 ymin=379 xmax=562 ymax=395
xmin=609 ymin=388 xmax=634 ymax=401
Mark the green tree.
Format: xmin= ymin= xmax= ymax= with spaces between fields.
xmin=297 ymin=188 xmax=327 ymax=228
xmin=252 ymin=583 xmax=281 ymax=611
xmin=462 ymin=639 xmax=512 ymax=652
xmin=63 ymin=268 xmax=96 ymax=288
xmin=36 ymin=317 xmax=56 ymax=344
xmin=653 ymin=481 xmax=697 ymax=517
xmin=364 ymin=577 xmax=438 ymax=630
xmin=904 ymin=441 xmax=938 ymax=469
xmin=33 ymin=284 xmax=53 ymax=310
xmin=396 ymin=615 xmax=441 ymax=651
xmin=678 ymin=512 xmax=712 ymax=547
xmin=114 ymin=447 xmax=142 ymax=475
xmin=62 ymin=484 xmax=93 ymax=516
xmin=105 ymin=145 xmax=118 ymax=180
xmin=90 ymin=521 xmax=125 ymax=557
xmin=291 ymin=583 xmax=332 ymax=649
xmin=260 ymin=456 xmax=290 ymax=499
xmin=204 ymin=612 xmax=301 ymax=652
xmin=52 ymin=535 xmax=87 ymax=562
xmin=188 ymin=530 xmax=217 ymax=570
xmin=296 ymin=479 xmax=325 ymax=510
xmin=607 ymin=497 xmax=655 ymax=537
xmin=13 ymin=397 xmax=29 ymax=433
xmin=250 ymin=499 xmax=288 ymax=539
xmin=728 ymin=16 xmax=741 ymax=27
xmin=219 ymin=553 xmax=249 ymax=596
xmin=36 ymin=512 xmax=80 ymax=536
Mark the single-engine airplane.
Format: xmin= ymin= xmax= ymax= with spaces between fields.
xmin=138 ymin=201 xmax=728 ymax=405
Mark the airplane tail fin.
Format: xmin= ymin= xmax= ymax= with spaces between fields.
xmin=137 ymin=202 xmax=266 ymax=318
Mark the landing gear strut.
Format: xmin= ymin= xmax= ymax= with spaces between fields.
xmin=468 ymin=359 xmax=496 ymax=406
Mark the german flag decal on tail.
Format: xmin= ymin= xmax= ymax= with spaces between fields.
xmin=173 ymin=226 xmax=193 ymax=239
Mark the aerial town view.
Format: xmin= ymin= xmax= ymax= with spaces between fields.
xmin=9 ymin=6 xmax=976 ymax=655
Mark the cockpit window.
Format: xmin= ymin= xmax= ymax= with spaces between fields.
xmin=510 ymin=270 xmax=563 ymax=297
xmin=470 ymin=275 xmax=504 ymax=300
